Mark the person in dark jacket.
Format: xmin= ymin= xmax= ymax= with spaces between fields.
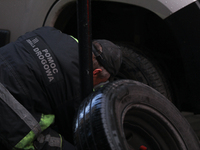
xmin=0 ymin=26 xmax=122 ymax=150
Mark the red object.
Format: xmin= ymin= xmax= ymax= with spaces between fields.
xmin=140 ymin=145 xmax=147 ymax=150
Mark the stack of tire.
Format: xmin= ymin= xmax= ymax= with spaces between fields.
xmin=73 ymin=46 xmax=200 ymax=150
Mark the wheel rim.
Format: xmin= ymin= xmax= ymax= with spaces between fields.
xmin=122 ymin=104 xmax=186 ymax=150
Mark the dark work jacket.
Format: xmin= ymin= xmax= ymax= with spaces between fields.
xmin=0 ymin=26 xmax=81 ymax=149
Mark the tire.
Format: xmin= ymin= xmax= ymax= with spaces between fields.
xmin=116 ymin=45 xmax=172 ymax=100
xmin=73 ymin=79 xmax=200 ymax=150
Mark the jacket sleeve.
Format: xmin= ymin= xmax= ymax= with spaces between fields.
xmin=33 ymin=127 xmax=76 ymax=150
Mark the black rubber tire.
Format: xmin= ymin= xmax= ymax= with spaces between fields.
xmin=116 ymin=45 xmax=172 ymax=100
xmin=73 ymin=79 xmax=200 ymax=150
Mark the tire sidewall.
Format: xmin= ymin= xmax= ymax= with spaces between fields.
xmin=101 ymin=80 xmax=199 ymax=150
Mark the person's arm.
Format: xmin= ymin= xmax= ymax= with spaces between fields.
xmin=33 ymin=127 xmax=76 ymax=150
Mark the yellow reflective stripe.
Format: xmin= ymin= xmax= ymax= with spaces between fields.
xmin=93 ymin=84 xmax=104 ymax=91
xmin=39 ymin=114 xmax=55 ymax=131
xmin=59 ymin=134 xmax=62 ymax=148
xmin=14 ymin=131 xmax=35 ymax=150
xmin=70 ymin=35 xmax=79 ymax=43
xmin=14 ymin=114 xmax=55 ymax=150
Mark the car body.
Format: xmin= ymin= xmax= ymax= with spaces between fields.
xmin=1 ymin=0 xmax=200 ymax=113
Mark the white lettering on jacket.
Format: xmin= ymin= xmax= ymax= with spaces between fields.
xmin=26 ymin=38 xmax=58 ymax=82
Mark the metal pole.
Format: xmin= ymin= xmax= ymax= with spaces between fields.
xmin=76 ymin=0 xmax=93 ymax=100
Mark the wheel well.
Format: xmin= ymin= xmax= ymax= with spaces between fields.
xmin=54 ymin=1 xmax=185 ymax=109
